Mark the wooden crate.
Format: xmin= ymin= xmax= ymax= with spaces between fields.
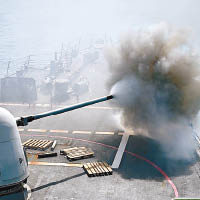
xmin=83 ymin=162 xmax=113 ymax=177
xmin=61 ymin=147 xmax=94 ymax=161
xmin=23 ymin=139 xmax=53 ymax=151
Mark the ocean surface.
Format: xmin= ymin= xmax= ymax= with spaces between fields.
xmin=1 ymin=0 xmax=200 ymax=77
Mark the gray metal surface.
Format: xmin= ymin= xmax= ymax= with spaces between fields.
xmin=2 ymin=104 xmax=200 ymax=199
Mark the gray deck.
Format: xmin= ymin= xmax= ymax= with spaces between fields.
xmin=1 ymin=104 xmax=200 ymax=200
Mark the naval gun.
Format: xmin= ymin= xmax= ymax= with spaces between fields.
xmin=16 ymin=95 xmax=113 ymax=126
xmin=0 ymin=95 xmax=113 ymax=196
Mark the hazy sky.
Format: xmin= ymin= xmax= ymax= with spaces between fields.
xmin=0 ymin=0 xmax=200 ymax=61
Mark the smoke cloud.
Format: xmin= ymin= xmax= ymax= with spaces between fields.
xmin=106 ymin=23 xmax=200 ymax=160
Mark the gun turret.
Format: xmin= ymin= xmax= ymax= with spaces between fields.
xmin=16 ymin=95 xmax=113 ymax=126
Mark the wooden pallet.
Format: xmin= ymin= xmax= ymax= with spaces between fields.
xmin=23 ymin=139 xmax=53 ymax=151
xmin=60 ymin=147 xmax=94 ymax=161
xmin=83 ymin=162 xmax=113 ymax=177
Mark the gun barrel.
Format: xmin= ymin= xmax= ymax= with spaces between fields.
xmin=16 ymin=95 xmax=113 ymax=126
xmin=34 ymin=95 xmax=113 ymax=120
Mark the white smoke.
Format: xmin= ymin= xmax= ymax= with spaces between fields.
xmin=106 ymin=23 xmax=200 ymax=160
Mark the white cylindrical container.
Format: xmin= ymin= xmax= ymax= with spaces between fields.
xmin=0 ymin=107 xmax=28 ymax=188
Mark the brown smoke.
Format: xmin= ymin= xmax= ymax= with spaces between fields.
xmin=106 ymin=23 xmax=200 ymax=160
